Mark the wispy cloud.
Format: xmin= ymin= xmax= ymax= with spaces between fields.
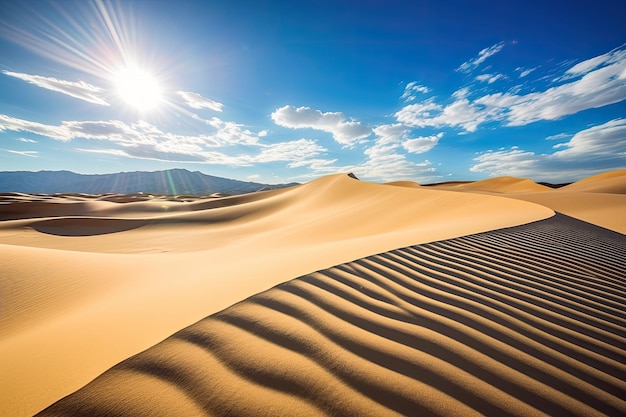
xmin=339 ymin=123 xmax=442 ymax=182
xmin=396 ymin=45 xmax=626 ymax=132
xmin=193 ymin=115 xmax=260 ymax=145
xmin=402 ymin=133 xmax=444 ymax=154
xmin=396 ymin=96 xmax=493 ymax=132
xmin=516 ymin=66 xmax=538 ymax=78
xmin=0 ymin=113 xmax=328 ymax=168
xmin=271 ymin=105 xmax=371 ymax=146
xmin=6 ymin=150 xmax=38 ymax=157
xmin=2 ymin=71 xmax=109 ymax=105
xmin=16 ymin=137 xmax=38 ymax=143
xmin=355 ymin=143 xmax=437 ymax=182
xmin=475 ymin=73 xmax=505 ymax=84
xmin=545 ymin=132 xmax=571 ymax=141
xmin=457 ymin=42 xmax=505 ymax=73
xmin=254 ymin=139 xmax=327 ymax=164
xmin=400 ymin=81 xmax=431 ymax=102
xmin=563 ymin=45 xmax=626 ymax=78
xmin=471 ymin=119 xmax=626 ymax=181
xmin=176 ymin=91 xmax=223 ymax=112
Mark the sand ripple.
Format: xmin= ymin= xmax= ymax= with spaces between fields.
xmin=38 ymin=214 xmax=626 ymax=416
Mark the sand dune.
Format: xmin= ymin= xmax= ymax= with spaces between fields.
xmin=559 ymin=169 xmax=626 ymax=194
xmin=427 ymin=174 xmax=626 ymax=233
xmin=0 ymin=174 xmax=553 ymax=416
xmin=36 ymin=214 xmax=626 ymax=416
xmin=433 ymin=176 xmax=553 ymax=193
xmin=1 ymin=172 xmax=624 ymax=416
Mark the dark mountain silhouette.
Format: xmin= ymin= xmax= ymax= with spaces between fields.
xmin=0 ymin=169 xmax=298 ymax=195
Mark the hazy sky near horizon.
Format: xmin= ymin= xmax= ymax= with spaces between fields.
xmin=1 ymin=0 xmax=625 ymax=183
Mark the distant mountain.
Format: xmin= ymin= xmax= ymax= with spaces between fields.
xmin=0 ymin=169 xmax=299 ymax=195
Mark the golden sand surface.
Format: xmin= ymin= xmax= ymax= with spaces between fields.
xmin=1 ymin=172 xmax=624 ymax=416
xmin=37 ymin=214 xmax=626 ymax=417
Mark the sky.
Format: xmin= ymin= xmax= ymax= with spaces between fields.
xmin=1 ymin=0 xmax=625 ymax=184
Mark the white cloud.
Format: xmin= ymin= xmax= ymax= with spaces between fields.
xmin=373 ymin=124 xmax=443 ymax=154
xmin=193 ymin=116 xmax=260 ymax=145
xmin=17 ymin=137 xmax=38 ymax=143
xmin=372 ymin=123 xmax=412 ymax=144
xmin=471 ymin=119 xmax=626 ymax=181
xmin=517 ymin=66 xmax=538 ymax=78
xmin=396 ymin=97 xmax=494 ymax=132
xmin=475 ymin=73 xmax=505 ymax=84
xmin=344 ymin=124 xmax=441 ymax=182
xmin=271 ymin=105 xmax=371 ymax=146
xmin=564 ymin=46 xmax=626 ymax=78
xmin=253 ymin=139 xmax=327 ymax=164
xmin=402 ymin=133 xmax=444 ymax=154
xmin=457 ymin=42 xmax=505 ymax=72
xmin=0 ymin=113 xmax=330 ymax=169
xmin=7 ymin=150 xmax=38 ymax=157
xmin=0 ymin=114 xmax=73 ymax=141
xmin=395 ymin=46 xmax=626 ymax=132
xmin=355 ymin=144 xmax=437 ymax=182
xmin=545 ymin=132 xmax=571 ymax=141
xmin=282 ymin=123 xmax=442 ymax=182
xmin=2 ymin=71 xmax=109 ymax=105
xmin=401 ymin=81 xmax=431 ymax=102
xmin=394 ymin=99 xmax=443 ymax=127
xmin=176 ymin=91 xmax=224 ymax=111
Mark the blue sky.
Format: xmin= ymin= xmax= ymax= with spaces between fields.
xmin=1 ymin=0 xmax=625 ymax=184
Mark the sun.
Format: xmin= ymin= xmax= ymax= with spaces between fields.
xmin=113 ymin=66 xmax=163 ymax=111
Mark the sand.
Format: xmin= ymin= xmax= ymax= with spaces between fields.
xmin=1 ymin=172 xmax=624 ymax=416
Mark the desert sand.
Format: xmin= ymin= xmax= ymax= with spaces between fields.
xmin=0 ymin=172 xmax=624 ymax=416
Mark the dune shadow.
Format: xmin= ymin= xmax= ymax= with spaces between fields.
xmin=33 ymin=217 xmax=148 ymax=236
xmin=35 ymin=213 xmax=626 ymax=417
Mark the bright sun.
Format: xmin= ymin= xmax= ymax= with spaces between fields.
xmin=114 ymin=67 xmax=162 ymax=110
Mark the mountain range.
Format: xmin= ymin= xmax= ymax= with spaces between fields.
xmin=0 ymin=169 xmax=298 ymax=195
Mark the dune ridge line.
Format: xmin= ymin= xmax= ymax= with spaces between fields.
xmin=36 ymin=214 xmax=626 ymax=417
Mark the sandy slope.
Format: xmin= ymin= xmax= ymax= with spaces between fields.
xmin=37 ymin=214 xmax=626 ymax=417
xmin=0 ymin=174 xmax=554 ymax=417
xmin=427 ymin=173 xmax=626 ymax=233
xmin=559 ymin=169 xmax=626 ymax=193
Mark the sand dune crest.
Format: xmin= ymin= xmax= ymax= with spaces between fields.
xmin=0 ymin=174 xmax=556 ymax=416
xmin=37 ymin=214 xmax=626 ymax=417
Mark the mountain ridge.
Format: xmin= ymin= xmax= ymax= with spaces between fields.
xmin=0 ymin=169 xmax=299 ymax=195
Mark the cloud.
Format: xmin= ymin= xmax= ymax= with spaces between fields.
xmin=564 ymin=45 xmax=626 ymax=78
xmin=17 ymin=137 xmax=38 ymax=143
xmin=402 ymin=133 xmax=444 ymax=154
xmin=471 ymin=118 xmax=626 ymax=181
xmin=401 ymin=81 xmax=431 ymax=102
xmin=271 ymin=105 xmax=371 ymax=146
xmin=0 ymin=114 xmax=73 ymax=141
xmin=193 ymin=116 xmax=260 ymax=145
xmin=373 ymin=124 xmax=443 ymax=154
xmin=356 ymin=143 xmax=437 ymax=182
xmin=0 ymin=113 xmax=328 ymax=169
xmin=545 ymin=132 xmax=571 ymax=141
xmin=2 ymin=71 xmax=109 ymax=105
xmin=253 ymin=139 xmax=327 ymax=164
xmin=475 ymin=73 xmax=505 ymax=84
xmin=516 ymin=66 xmax=538 ymax=78
xmin=6 ymin=150 xmax=38 ymax=157
xmin=395 ymin=97 xmax=494 ymax=132
xmin=395 ymin=45 xmax=626 ymax=132
xmin=176 ymin=91 xmax=224 ymax=111
xmin=457 ymin=42 xmax=505 ymax=72
xmin=342 ymin=124 xmax=441 ymax=182
xmin=282 ymin=123 xmax=442 ymax=182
